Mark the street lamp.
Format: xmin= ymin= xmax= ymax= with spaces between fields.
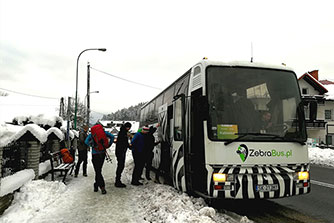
xmin=74 ymin=48 xmax=106 ymax=129
xmin=85 ymin=91 xmax=99 ymax=126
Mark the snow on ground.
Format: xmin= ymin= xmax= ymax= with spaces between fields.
xmin=0 ymin=145 xmax=245 ymax=223
xmin=0 ymin=145 xmax=332 ymax=223
xmin=308 ymin=146 xmax=334 ymax=167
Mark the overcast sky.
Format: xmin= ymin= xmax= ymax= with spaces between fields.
xmin=1 ymin=0 xmax=334 ymax=114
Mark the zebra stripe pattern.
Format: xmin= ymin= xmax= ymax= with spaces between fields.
xmin=209 ymin=163 xmax=310 ymax=199
xmin=172 ymin=144 xmax=186 ymax=192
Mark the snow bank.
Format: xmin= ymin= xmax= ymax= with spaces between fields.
xmin=0 ymin=180 xmax=66 ymax=223
xmin=38 ymin=161 xmax=52 ymax=176
xmin=137 ymin=184 xmax=223 ymax=223
xmin=308 ymin=146 xmax=334 ymax=167
xmin=0 ymin=169 xmax=35 ymax=197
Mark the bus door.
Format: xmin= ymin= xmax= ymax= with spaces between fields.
xmin=171 ymin=94 xmax=187 ymax=192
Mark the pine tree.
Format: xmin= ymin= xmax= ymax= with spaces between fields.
xmin=103 ymin=102 xmax=145 ymax=121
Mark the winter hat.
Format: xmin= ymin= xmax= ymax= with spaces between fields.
xmin=124 ymin=122 xmax=132 ymax=128
xmin=142 ymin=126 xmax=150 ymax=132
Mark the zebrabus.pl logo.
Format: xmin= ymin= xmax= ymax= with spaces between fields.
xmin=236 ymin=144 xmax=293 ymax=162
xmin=236 ymin=144 xmax=249 ymax=162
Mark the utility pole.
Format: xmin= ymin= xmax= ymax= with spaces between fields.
xmin=59 ymin=97 xmax=65 ymax=118
xmin=66 ymin=97 xmax=72 ymax=148
xmin=87 ymin=62 xmax=90 ymax=126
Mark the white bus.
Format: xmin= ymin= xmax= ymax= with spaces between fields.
xmin=140 ymin=59 xmax=310 ymax=199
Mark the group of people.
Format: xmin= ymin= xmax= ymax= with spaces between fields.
xmin=74 ymin=122 xmax=159 ymax=195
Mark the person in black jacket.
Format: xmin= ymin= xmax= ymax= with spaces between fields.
xmin=74 ymin=125 xmax=89 ymax=177
xmin=115 ymin=122 xmax=132 ymax=187
xmin=144 ymin=126 xmax=160 ymax=180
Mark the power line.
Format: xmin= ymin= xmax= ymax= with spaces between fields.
xmin=0 ymin=87 xmax=59 ymax=100
xmin=90 ymin=67 xmax=162 ymax=90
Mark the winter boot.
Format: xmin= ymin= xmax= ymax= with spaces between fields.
xmin=101 ymin=187 xmax=107 ymax=194
xmin=115 ymin=181 xmax=126 ymax=188
xmin=94 ymin=183 xmax=98 ymax=192
xmin=131 ymin=181 xmax=143 ymax=186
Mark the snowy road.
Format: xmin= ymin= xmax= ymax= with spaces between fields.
xmin=0 ymin=146 xmax=246 ymax=223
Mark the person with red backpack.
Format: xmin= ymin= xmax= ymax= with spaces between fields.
xmin=85 ymin=123 xmax=114 ymax=194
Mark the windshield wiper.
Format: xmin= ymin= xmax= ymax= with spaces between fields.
xmin=224 ymin=133 xmax=260 ymax=145
xmin=224 ymin=132 xmax=305 ymax=146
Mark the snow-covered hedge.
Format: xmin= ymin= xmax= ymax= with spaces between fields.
xmin=0 ymin=169 xmax=35 ymax=197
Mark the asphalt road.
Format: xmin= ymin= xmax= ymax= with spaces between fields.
xmin=214 ymin=164 xmax=334 ymax=223
xmin=273 ymin=164 xmax=334 ymax=223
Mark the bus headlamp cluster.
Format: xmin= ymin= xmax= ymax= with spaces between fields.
xmin=297 ymin=171 xmax=309 ymax=181
xmin=296 ymin=171 xmax=309 ymax=181
xmin=213 ymin=173 xmax=234 ymax=183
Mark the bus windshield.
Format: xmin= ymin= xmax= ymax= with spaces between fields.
xmin=206 ymin=66 xmax=307 ymax=142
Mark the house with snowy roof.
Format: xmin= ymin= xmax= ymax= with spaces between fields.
xmin=99 ymin=120 xmax=139 ymax=136
xmin=298 ymin=70 xmax=334 ymax=146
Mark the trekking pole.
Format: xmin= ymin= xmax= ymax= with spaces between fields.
xmin=105 ymin=149 xmax=112 ymax=163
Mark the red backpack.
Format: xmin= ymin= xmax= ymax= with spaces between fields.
xmin=91 ymin=124 xmax=109 ymax=151
xmin=60 ymin=148 xmax=74 ymax=163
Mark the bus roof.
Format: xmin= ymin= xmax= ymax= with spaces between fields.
xmin=200 ymin=60 xmax=295 ymax=72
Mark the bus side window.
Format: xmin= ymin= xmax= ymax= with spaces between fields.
xmin=174 ymin=99 xmax=183 ymax=141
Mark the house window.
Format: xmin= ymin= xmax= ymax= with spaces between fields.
xmin=302 ymin=88 xmax=308 ymax=95
xmin=325 ymin=110 xmax=332 ymax=120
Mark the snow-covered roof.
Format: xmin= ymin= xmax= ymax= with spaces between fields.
xmin=298 ymin=72 xmax=328 ymax=95
xmin=12 ymin=114 xmax=63 ymax=127
xmin=100 ymin=120 xmax=140 ymax=134
xmin=324 ymin=84 xmax=334 ymax=100
xmin=46 ymin=127 xmax=65 ymax=140
xmin=60 ymin=122 xmax=77 ymax=139
xmin=29 ymin=114 xmax=63 ymax=127
xmin=0 ymin=123 xmax=48 ymax=147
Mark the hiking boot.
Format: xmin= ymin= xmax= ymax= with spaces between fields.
xmin=101 ymin=187 xmax=107 ymax=194
xmin=115 ymin=181 xmax=126 ymax=188
xmin=94 ymin=183 xmax=98 ymax=192
xmin=131 ymin=181 xmax=143 ymax=186
xmin=83 ymin=173 xmax=88 ymax=177
xmin=74 ymin=174 xmax=78 ymax=178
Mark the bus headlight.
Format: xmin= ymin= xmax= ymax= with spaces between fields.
xmin=213 ymin=173 xmax=227 ymax=182
xmin=213 ymin=173 xmax=234 ymax=183
xmin=297 ymin=171 xmax=309 ymax=181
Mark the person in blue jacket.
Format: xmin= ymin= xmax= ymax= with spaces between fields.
xmin=85 ymin=125 xmax=114 ymax=194
xmin=130 ymin=126 xmax=149 ymax=185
